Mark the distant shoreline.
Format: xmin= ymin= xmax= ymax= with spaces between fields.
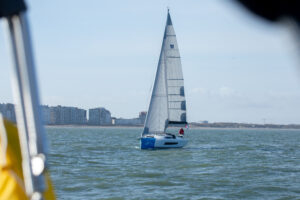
xmin=45 ymin=124 xmax=300 ymax=130
xmin=45 ymin=125 xmax=143 ymax=128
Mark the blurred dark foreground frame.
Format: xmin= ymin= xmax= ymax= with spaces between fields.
xmin=0 ymin=0 xmax=48 ymax=199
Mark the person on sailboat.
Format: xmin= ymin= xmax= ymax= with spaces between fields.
xmin=179 ymin=128 xmax=184 ymax=137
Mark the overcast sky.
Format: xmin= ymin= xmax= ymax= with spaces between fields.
xmin=1 ymin=0 xmax=300 ymax=124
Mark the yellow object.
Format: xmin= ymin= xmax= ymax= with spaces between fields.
xmin=0 ymin=116 xmax=56 ymax=200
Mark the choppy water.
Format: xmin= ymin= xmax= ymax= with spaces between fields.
xmin=47 ymin=127 xmax=300 ymax=200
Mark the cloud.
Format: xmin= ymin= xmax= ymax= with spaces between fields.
xmin=218 ymin=86 xmax=236 ymax=97
xmin=190 ymin=87 xmax=207 ymax=95
xmin=189 ymin=86 xmax=239 ymax=98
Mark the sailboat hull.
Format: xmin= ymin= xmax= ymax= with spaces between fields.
xmin=141 ymin=134 xmax=188 ymax=149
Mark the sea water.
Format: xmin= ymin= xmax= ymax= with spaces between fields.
xmin=47 ymin=127 xmax=300 ymax=199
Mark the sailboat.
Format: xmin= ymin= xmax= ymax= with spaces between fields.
xmin=141 ymin=10 xmax=188 ymax=149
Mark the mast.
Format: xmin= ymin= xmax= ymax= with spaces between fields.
xmin=164 ymin=9 xmax=171 ymax=129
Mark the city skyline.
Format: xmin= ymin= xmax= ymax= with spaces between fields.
xmin=2 ymin=102 xmax=300 ymax=126
xmin=1 ymin=1 xmax=300 ymax=124
xmin=0 ymin=103 xmax=147 ymax=125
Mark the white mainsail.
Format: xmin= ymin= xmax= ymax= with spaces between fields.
xmin=143 ymin=11 xmax=187 ymax=136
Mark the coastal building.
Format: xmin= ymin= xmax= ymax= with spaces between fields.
xmin=89 ymin=107 xmax=112 ymax=125
xmin=113 ymin=112 xmax=147 ymax=126
xmin=114 ymin=118 xmax=141 ymax=126
xmin=70 ymin=107 xmax=87 ymax=125
xmin=139 ymin=111 xmax=147 ymax=124
xmin=0 ymin=103 xmax=147 ymax=126
xmin=41 ymin=105 xmax=51 ymax=124
xmin=0 ymin=103 xmax=16 ymax=123
xmin=49 ymin=106 xmax=60 ymax=125
xmin=111 ymin=117 xmax=116 ymax=125
xmin=43 ymin=105 xmax=87 ymax=125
